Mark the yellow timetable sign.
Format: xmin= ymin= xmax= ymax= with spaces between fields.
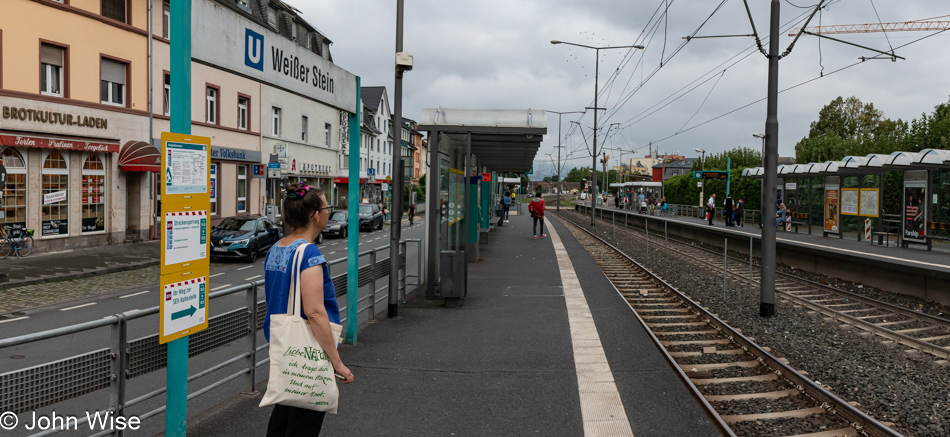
xmin=160 ymin=132 xmax=212 ymax=344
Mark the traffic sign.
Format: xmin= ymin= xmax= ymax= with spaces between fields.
xmin=367 ymin=168 xmax=376 ymax=176
xmin=693 ymin=171 xmax=702 ymax=179
xmin=268 ymin=162 xmax=281 ymax=169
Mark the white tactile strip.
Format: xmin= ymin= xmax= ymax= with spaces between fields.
xmin=547 ymin=223 xmax=635 ymax=437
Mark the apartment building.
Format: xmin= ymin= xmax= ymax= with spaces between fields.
xmin=0 ymin=0 xmax=153 ymax=249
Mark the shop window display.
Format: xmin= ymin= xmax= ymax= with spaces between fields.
xmin=1 ymin=148 xmax=27 ymax=231
xmin=42 ymin=151 xmax=69 ymax=236
xmin=82 ymin=153 xmax=106 ymax=233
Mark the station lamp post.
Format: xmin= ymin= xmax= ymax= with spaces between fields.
xmin=552 ymin=39 xmax=643 ymax=226
xmin=695 ymin=148 xmax=705 ymax=207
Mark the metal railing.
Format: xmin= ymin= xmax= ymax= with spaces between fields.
xmin=0 ymin=239 xmax=423 ymax=437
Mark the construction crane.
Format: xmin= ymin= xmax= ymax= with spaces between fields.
xmin=790 ymin=15 xmax=950 ymax=36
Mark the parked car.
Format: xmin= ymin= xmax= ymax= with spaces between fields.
xmin=276 ymin=217 xmax=324 ymax=244
xmin=322 ymin=211 xmax=349 ymax=239
xmin=210 ymin=216 xmax=281 ymax=263
xmin=358 ymin=204 xmax=384 ymax=231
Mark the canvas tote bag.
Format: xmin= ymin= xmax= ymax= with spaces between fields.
xmin=260 ymin=243 xmax=343 ymax=413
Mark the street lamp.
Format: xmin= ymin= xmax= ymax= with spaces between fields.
xmin=695 ymin=148 xmax=705 ymax=207
xmin=546 ymin=109 xmax=586 ymax=211
xmin=552 ymin=39 xmax=644 ymax=226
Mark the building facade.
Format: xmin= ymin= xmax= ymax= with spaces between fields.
xmin=152 ymin=0 xmax=355 ymax=222
xmin=1 ymin=0 xmax=152 ymax=249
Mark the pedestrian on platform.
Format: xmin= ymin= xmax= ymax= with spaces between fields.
xmin=724 ymin=194 xmax=734 ymax=227
xmin=735 ymin=199 xmax=745 ymax=227
xmin=529 ymin=192 xmax=547 ymax=239
xmin=407 ymin=202 xmax=416 ymax=226
xmin=502 ymin=189 xmax=512 ymax=222
xmin=614 ymin=194 xmax=620 ymax=209
xmin=263 ymin=183 xmax=354 ymax=437
xmin=661 ymin=197 xmax=668 ymax=215
xmin=707 ymin=193 xmax=716 ymax=225
xmin=776 ymin=202 xmax=788 ymax=227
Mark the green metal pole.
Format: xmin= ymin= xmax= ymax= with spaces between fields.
xmin=167 ymin=0 xmax=191 ymax=435
xmin=726 ymin=156 xmax=732 ymax=195
xmin=346 ymin=80 xmax=361 ymax=344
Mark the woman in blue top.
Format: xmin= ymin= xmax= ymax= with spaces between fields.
xmin=264 ymin=183 xmax=354 ymax=437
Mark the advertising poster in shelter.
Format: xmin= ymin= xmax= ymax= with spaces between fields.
xmin=904 ymin=183 xmax=927 ymax=241
xmin=824 ymin=188 xmax=839 ymax=234
xmin=841 ymin=189 xmax=859 ymax=216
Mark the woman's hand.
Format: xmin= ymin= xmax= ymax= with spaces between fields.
xmin=333 ymin=362 xmax=355 ymax=384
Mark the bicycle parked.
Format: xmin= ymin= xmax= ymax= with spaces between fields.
xmin=0 ymin=226 xmax=35 ymax=258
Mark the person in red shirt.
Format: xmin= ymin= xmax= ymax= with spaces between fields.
xmin=528 ymin=192 xmax=547 ymax=239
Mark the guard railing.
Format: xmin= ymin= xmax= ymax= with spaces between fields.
xmin=0 ymin=239 xmax=423 ymax=437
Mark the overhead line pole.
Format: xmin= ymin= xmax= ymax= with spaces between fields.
xmin=760 ymin=0 xmax=781 ymax=318
xmin=551 ymin=40 xmax=643 ymax=225
xmin=547 ymin=110 xmax=586 ymax=211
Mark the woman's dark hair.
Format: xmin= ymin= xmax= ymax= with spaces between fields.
xmin=535 ymin=192 xmax=542 ymax=198
xmin=282 ymin=183 xmax=325 ymax=230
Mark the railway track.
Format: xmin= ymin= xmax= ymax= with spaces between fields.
xmin=555 ymin=214 xmax=901 ymax=437
xmin=564 ymin=208 xmax=950 ymax=362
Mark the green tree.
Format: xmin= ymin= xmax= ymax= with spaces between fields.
xmin=692 ymin=146 xmax=762 ymax=171
xmin=565 ymin=167 xmax=592 ymax=182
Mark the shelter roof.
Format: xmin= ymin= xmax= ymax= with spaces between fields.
xmin=418 ymin=108 xmax=547 ymax=173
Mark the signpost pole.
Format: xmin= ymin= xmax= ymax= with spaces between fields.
xmin=167 ymin=2 xmax=191 ymax=435
xmin=346 ymin=80 xmax=361 ymax=344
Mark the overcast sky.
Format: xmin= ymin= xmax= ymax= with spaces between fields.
xmin=295 ymin=0 xmax=950 ymax=176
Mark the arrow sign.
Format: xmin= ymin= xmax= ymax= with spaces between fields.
xmin=171 ymin=305 xmax=197 ymax=320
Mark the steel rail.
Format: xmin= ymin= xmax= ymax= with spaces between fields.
xmin=556 ymin=212 xmax=903 ymax=437
xmin=580 ymin=204 xmax=950 ymax=358
xmin=584 ymin=207 xmax=950 ymax=359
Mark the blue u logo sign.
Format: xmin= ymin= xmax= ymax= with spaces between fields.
xmin=245 ymin=28 xmax=264 ymax=71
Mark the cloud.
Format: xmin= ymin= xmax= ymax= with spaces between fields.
xmin=293 ymin=0 xmax=950 ymax=174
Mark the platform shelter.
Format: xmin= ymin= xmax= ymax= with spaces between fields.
xmin=418 ymin=108 xmax=547 ymax=303
xmin=742 ymin=149 xmax=950 ymax=250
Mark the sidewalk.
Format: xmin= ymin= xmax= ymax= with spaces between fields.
xmin=187 ymin=213 xmax=719 ymax=436
xmin=0 ymin=241 xmax=159 ymax=289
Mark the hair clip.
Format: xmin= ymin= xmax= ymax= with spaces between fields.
xmin=286 ymin=183 xmax=310 ymax=200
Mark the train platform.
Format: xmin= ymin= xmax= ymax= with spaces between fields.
xmin=581 ymin=204 xmax=950 ymax=303
xmin=186 ymin=212 xmax=721 ymax=436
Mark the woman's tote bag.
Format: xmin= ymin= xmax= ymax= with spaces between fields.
xmin=260 ymin=243 xmax=343 ymax=413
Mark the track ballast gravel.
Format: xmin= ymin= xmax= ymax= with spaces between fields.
xmin=559 ymin=211 xmax=950 ymax=437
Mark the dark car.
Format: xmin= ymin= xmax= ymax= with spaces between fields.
xmin=210 ymin=216 xmax=281 ymax=263
xmin=358 ymin=204 xmax=384 ymax=231
xmin=322 ymin=211 xmax=349 ymax=239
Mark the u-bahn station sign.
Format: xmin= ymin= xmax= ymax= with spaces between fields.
xmin=191 ymin=0 xmax=356 ymax=113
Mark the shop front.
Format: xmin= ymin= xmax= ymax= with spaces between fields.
xmin=285 ymin=148 xmax=337 ymax=200
xmin=208 ymin=145 xmax=263 ymax=225
xmin=0 ymin=98 xmax=149 ymax=249
xmin=333 ymin=177 xmax=383 ymax=208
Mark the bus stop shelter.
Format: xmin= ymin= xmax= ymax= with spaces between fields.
xmin=418 ymin=108 xmax=547 ymax=304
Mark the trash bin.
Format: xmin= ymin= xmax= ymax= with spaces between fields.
xmin=440 ymin=250 xmax=466 ymax=307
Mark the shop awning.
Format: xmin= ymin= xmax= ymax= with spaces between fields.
xmin=118 ymin=141 xmax=160 ymax=172
xmin=0 ymin=131 xmax=120 ymax=153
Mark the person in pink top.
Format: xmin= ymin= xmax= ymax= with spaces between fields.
xmin=528 ymin=192 xmax=547 ymax=239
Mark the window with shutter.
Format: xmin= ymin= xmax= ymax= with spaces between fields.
xmin=40 ymin=44 xmax=65 ymax=96
xmin=100 ymin=58 xmax=126 ymax=106
xmin=101 ymin=0 xmax=127 ymax=23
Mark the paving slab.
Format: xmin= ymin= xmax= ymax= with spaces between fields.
xmin=186 ymin=213 xmax=720 ymax=436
